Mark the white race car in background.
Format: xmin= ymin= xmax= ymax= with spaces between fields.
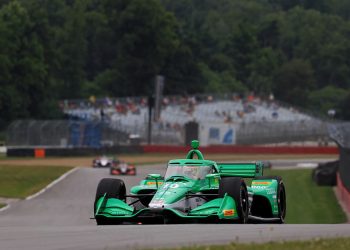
xmin=92 ymin=156 xmax=115 ymax=168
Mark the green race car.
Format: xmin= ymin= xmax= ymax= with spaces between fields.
xmin=94 ymin=140 xmax=286 ymax=225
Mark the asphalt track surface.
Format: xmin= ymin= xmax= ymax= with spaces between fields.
xmin=1 ymin=158 xmax=350 ymax=250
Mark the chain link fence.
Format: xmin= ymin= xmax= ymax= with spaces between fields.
xmin=6 ymin=120 xmax=129 ymax=147
xmin=6 ymin=119 xmax=333 ymax=147
xmin=237 ymin=120 xmax=329 ymax=145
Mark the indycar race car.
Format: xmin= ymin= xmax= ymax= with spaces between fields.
xmin=92 ymin=156 xmax=116 ymax=168
xmin=93 ymin=140 xmax=286 ymax=225
xmin=110 ymin=160 xmax=136 ymax=176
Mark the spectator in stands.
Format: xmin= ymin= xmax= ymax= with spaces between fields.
xmin=237 ymin=110 xmax=244 ymax=118
xmin=100 ymin=109 xmax=105 ymax=121
xmin=89 ymin=95 xmax=96 ymax=105
xmin=272 ymin=111 xmax=279 ymax=119
xmin=162 ymin=97 xmax=170 ymax=107
xmin=247 ymin=92 xmax=255 ymax=102
xmin=224 ymin=114 xmax=232 ymax=123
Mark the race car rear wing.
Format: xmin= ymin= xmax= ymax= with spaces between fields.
xmin=217 ymin=162 xmax=264 ymax=178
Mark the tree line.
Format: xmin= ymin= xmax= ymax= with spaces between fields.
xmin=1 ymin=0 xmax=350 ymax=129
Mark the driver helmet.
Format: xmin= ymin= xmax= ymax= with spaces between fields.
xmin=183 ymin=167 xmax=198 ymax=179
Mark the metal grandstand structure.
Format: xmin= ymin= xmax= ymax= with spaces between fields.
xmin=6 ymin=94 xmax=332 ymax=147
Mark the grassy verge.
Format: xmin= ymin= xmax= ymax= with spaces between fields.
xmin=155 ymin=238 xmax=350 ymax=250
xmin=0 ymin=165 xmax=72 ymax=198
xmin=263 ymin=168 xmax=346 ymax=223
xmin=0 ymin=203 xmax=6 ymax=208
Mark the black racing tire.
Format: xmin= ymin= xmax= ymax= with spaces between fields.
xmin=255 ymin=176 xmax=286 ymax=223
xmin=219 ymin=177 xmax=248 ymax=223
xmin=94 ymin=178 xmax=126 ymax=216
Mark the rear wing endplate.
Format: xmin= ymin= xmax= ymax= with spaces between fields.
xmin=217 ymin=162 xmax=264 ymax=178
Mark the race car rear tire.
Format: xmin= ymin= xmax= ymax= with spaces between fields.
xmin=219 ymin=177 xmax=248 ymax=223
xmin=255 ymin=176 xmax=286 ymax=223
xmin=94 ymin=178 xmax=126 ymax=215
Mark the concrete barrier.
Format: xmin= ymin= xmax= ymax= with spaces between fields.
xmin=6 ymin=146 xmax=143 ymax=157
xmin=336 ymin=173 xmax=350 ymax=214
xmin=6 ymin=144 xmax=339 ymax=157
xmin=142 ymin=145 xmax=339 ymax=154
xmin=0 ymin=146 xmax=6 ymax=154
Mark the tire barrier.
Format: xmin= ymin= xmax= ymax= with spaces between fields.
xmin=312 ymin=160 xmax=339 ymax=186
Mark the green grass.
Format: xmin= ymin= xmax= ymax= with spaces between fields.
xmin=0 ymin=165 xmax=72 ymax=198
xmin=263 ymin=168 xmax=346 ymax=224
xmin=154 ymin=237 xmax=350 ymax=250
xmin=0 ymin=203 xmax=6 ymax=208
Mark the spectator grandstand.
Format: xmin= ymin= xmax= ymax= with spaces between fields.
xmin=57 ymin=93 xmax=326 ymax=146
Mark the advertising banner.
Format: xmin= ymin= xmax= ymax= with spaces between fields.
xmin=199 ymin=124 xmax=237 ymax=146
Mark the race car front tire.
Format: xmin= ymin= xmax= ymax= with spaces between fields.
xmin=219 ymin=177 xmax=248 ymax=223
xmin=255 ymin=176 xmax=286 ymax=223
xmin=94 ymin=178 xmax=126 ymax=224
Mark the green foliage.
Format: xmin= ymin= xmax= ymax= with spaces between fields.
xmin=0 ymin=1 xmax=48 ymax=127
xmin=337 ymin=91 xmax=350 ymax=120
xmin=1 ymin=0 xmax=350 ymax=123
xmin=308 ymin=86 xmax=348 ymax=116
xmin=199 ymin=63 xmax=246 ymax=94
xmin=273 ymin=59 xmax=315 ymax=106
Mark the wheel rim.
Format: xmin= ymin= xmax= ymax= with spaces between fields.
xmin=278 ymin=185 xmax=286 ymax=221
xmin=240 ymin=186 xmax=248 ymax=221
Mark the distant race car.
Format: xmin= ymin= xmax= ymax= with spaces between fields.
xmin=110 ymin=160 xmax=136 ymax=176
xmin=93 ymin=140 xmax=286 ymax=225
xmin=92 ymin=156 xmax=115 ymax=168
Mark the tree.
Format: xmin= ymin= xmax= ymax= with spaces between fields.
xmin=247 ymin=47 xmax=283 ymax=94
xmin=273 ymin=59 xmax=315 ymax=106
xmin=337 ymin=91 xmax=350 ymax=120
xmin=95 ymin=0 xmax=180 ymax=96
xmin=0 ymin=1 xmax=48 ymax=126
xmin=308 ymin=86 xmax=347 ymax=116
xmin=227 ymin=23 xmax=259 ymax=85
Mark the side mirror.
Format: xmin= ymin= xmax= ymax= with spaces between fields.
xmin=147 ymin=174 xmax=163 ymax=188
xmin=147 ymin=174 xmax=162 ymax=180
xmin=205 ymin=173 xmax=219 ymax=188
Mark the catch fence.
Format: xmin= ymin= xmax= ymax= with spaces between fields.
xmin=6 ymin=119 xmax=331 ymax=147
xmin=6 ymin=120 xmax=129 ymax=148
